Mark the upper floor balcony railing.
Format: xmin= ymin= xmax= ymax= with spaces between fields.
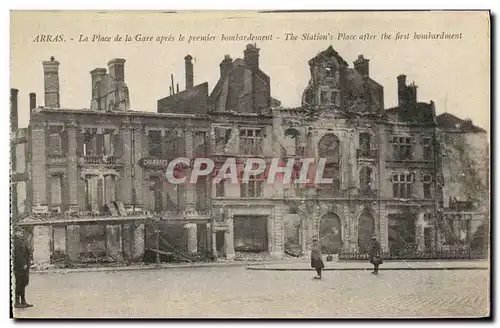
xmin=79 ymin=155 xmax=124 ymax=166
xmin=357 ymin=148 xmax=378 ymax=160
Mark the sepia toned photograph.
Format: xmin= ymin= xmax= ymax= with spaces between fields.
xmin=9 ymin=10 xmax=490 ymax=318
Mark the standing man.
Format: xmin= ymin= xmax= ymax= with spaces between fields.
xmin=13 ymin=227 xmax=33 ymax=308
xmin=369 ymin=235 xmax=383 ymax=275
xmin=310 ymin=237 xmax=325 ymax=279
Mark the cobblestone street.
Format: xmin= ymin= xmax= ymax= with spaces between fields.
xmin=14 ymin=267 xmax=489 ymax=318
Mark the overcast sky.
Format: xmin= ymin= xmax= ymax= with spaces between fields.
xmin=10 ymin=11 xmax=490 ymax=137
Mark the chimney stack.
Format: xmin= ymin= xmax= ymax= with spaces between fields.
xmin=397 ymin=74 xmax=407 ymax=107
xmin=108 ymin=58 xmax=126 ymax=82
xmin=353 ymin=54 xmax=370 ymax=77
xmin=42 ymin=56 xmax=60 ymax=108
xmin=244 ymin=43 xmax=260 ymax=72
xmin=90 ymin=68 xmax=107 ymax=110
xmin=184 ymin=55 xmax=194 ymax=89
xmin=220 ymin=55 xmax=233 ymax=76
xmin=408 ymin=82 xmax=418 ymax=105
xmin=29 ymin=93 xmax=37 ymax=110
xmin=10 ymin=88 xmax=18 ymax=132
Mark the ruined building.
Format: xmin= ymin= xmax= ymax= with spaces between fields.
xmin=11 ymin=45 xmax=489 ymax=265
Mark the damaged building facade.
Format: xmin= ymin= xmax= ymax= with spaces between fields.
xmin=11 ymin=45 xmax=489 ymax=265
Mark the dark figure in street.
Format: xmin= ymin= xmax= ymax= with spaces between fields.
xmin=369 ymin=235 xmax=383 ymax=274
xmin=310 ymin=238 xmax=325 ymax=279
xmin=13 ymin=228 xmax=33 ymax=308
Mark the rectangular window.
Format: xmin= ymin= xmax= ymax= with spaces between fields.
xmin=319 ymin=164 xmax=341 ymax=195
xmin=85 ymin=179 xmax=92 ymax=211
xmin=240 ymin=177 xmax=263 ymax=198
xmin=48 ymin=133 xmax=62 ymax=155
xmin=149 ymin=177 xmax=163 ymax=213
xmin=215 ymin=127 xmax=232 ymax=153
xmin=196 ymin=177 xmax=208 ymax=211
xmin=148 ymin=131 xmax=163 ymax=157
xmin=423 ymin=138 xmax=433 ymax=160
xmin=359 ymin=133 xmax=371 ymax=150
xmin=103 ymin=131 xmax=115 ymax=156
xmin=392 ymin=136 xmax=414 ymax=161
xmin=423 ymin=175 xmax=432 ymax=199
xmin=392 ymin=173 xmax=414 ymax=199
xmin=50 ymin=175 xmax=62 ymax=210
xmin=239 ymin=128 xmax=263 ymax=155
xmin=97 ymin=178 xmax=105 ymax=212
xmin=83 ymin=129 xmax=96 ymax=156
xmin=320 ymin=91 xmax=328 ymax=104
xmin=216 ymin=181 xmax=225 ymax=197
xmin=331 ymin=91 xmax=338 ymax=104
xmin=194 ymin=131 xmax=207 ymax=157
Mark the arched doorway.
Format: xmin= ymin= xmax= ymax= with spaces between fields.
xmin=358 ymin=209 xmax=375 ymax=253
xmin=319 ymin=212 xmax=342 ymax=254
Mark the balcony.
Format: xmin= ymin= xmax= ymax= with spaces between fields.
xmin=47 ymin=154 xmax=68 ymax=165
xmin=79 ymin=155 xmax=123 ymax=166
xmin=357 ymin=148 xmax=378 ymax=160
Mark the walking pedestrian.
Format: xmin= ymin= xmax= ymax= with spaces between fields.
xmin=369 ymin=235 xmax=383 ymax=275
xmin=310 ymin=238 xmax=325 ymax=279
xmin=13 ymin=228 xmax=33 ymax=308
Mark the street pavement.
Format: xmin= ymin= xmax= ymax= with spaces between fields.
xmin=14 ymin=266 xmax=489 ymax=318
xmin=247 ymin=260 xmax=490 ymax=271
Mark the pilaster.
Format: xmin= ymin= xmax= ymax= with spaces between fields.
xmin=33 ymin=225 xmax=51 ymax=264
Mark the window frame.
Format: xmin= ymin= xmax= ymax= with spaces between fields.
xmin=392 ymin=136 xmax=414 ymax=161
xmin=422 ymin=137 xmax=433 ymax=160
xmin=423 ymin=174 xmax=433 ymax=199
xmin=239 ymin=128 xmax=264 ymax=156
xmin=148 ymin=130 xmax=163 ymax=158
xmin=240 ymin=175 xmax=264 ymax=198
xmin=392 ymin=172 xmax=414 ymax=199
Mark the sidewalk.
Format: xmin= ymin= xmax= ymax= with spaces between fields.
xmin=31 ymin=258 xmax=489 ymax=274
xmin=246 ymin=260 xmax=490 ymax=271
xmin=31 ymin=259 xmax=307 ymax=275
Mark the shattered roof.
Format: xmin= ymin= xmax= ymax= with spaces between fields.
xmin=308 ymin=46 xmax=349 ymax=67
xmin=437 ymin=112 xmax=486 ymax=132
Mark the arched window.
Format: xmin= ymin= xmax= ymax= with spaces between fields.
xmin=358 ymin=209 xmax=375 ymax=253
xmin=325 ymin=62 xmax=334 ymax=78
xmin=318 ymin=133 xmax=340 ymax=163
xmin=319 ymin=212 xmax=342 ymax=254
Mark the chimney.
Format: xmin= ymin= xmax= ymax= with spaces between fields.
xmin=90 ymin=68 xmax=107 ymax=84
xmin=42 ymin=56 xmax=60 ymax=108
xmin=90 ymin=68 xmax=107 ymax=110
xmin=108 ymin=58 xmax=126 ymax=82
xmin=353 ymin=55 xmax=369 ymax=77
xmin=184 ymin=55 xmax=194 ymax=89
xmin=244 ymin=43 xmax=260 ymax=71
xmin=219 ymin=55 xmax=233 ymax=76
xmin=29 ymin=93 xmax=37 ymax=110
xmin=397 ymin=74 xmax=407 ymax=107
xmin=10 ymin=88 xmax=18 ymax=132
xmin=409 ymin=82 xmax=418 ymax=105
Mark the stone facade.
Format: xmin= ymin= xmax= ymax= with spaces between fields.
xmin=12 ymin=46 xmax=489 ymax=264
